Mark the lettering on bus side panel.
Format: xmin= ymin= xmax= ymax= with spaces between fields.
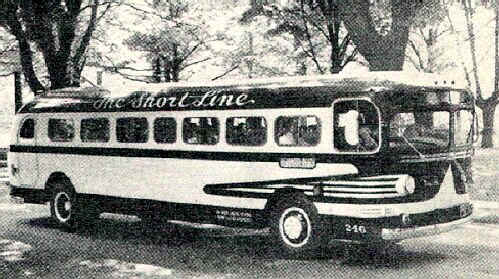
xmin=92 ymin=90 xmax=256 ymax=110
xmin=215 ymin=209 xmax=253 ymax=223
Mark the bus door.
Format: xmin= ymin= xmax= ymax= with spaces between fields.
xmin=14 ymin=117 xmax=39 ymax=187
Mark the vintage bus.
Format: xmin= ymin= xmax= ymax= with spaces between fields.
xmin=8 ymin=72 xmax=475 ymax=255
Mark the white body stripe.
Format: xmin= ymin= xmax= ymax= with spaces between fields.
xmin=29 ymin=152 xmax=357 ymax=210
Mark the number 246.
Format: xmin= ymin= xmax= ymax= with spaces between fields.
xmin=345 ymin=224 xmax=367 ymax=234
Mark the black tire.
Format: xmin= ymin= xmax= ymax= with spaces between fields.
xmin=77 ymin=199 xmax=101 ymax=226
xmin=269 ymin=194 xmax=328 ymax=257
xmin=49 ymin=182 xmax=100 ymax=230
xmin=49 ymin=182 xmax=78 ymax=230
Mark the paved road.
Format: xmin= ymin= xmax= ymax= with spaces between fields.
xmin=0 ymin=188 xmax=498 ymax=278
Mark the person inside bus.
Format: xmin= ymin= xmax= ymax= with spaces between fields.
xmin=278 ymin=118 xmax=297 ymax=145
xmin=358 ymin=112 xmax=379 ymax=151
xmin=303 ymin=124 xmax=319 ymax=146
xmin=185 ymin=122 xmax=200 ymax=144
xmin=359 ymin=125 xmax=378 ymax=151
xmin=246 ymin=117 xmax=265 ymax=145
xmin=235 ymin=122 xmax=248 ymax=144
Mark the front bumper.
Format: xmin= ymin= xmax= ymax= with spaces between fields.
xmin=381 ymin=214 xmax=473 ymax=241
xmin=323 ymin=203 xmax=473 ymax=243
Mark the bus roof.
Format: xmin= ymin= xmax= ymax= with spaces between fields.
xmin=20 ymin=72 xmax=469 ymax=114
xmin=40 ymin=71 xmax=466 ymax=98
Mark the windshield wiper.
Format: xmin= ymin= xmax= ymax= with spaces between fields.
xmin=399 ymin=129 xmax=425 ymax=158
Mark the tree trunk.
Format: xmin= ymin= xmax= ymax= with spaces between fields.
xmin=328 ymin=15 xmax=343 ymax=74
xmin=481 ymin=105 xmax=496 ymax=148
xmin=464 ymin=0 xmax=499 ymax=148
xmin=339 ymin=0 xmax=419 ymax=71
xmin=45 ymin=57 xmax=73 ymax=89
xmin=5 ymin=10 xmax=44 ymax=93
xmin=14 ymin=72 xmax=23 ymax=113
xmin=495 ymin=0 xmax=499 ymax=102
xmin=17 ymin=35 xmax=44 ymax=93
xmin=153 ymin=57 xmax=162 ymax=83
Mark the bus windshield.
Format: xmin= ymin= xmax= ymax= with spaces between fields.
xmin=389 ymin=109 xmax=473 ymax=154
xmin=389 ymin=110 xmax=450 ymax=153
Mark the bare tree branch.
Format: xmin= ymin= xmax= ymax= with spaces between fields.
xmin=181 ymin=57 xmax=211 ymax=70
xmin=407 ymin=39 xmax=425 ymax=71
xmin=211 ymin=65 xmax=240 ymax=81
xmin=300 ymin=1 xmax=324 ymax=74
xmin=73 ymin=0 xmax=99 ymax=77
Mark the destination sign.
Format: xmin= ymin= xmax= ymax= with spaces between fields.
xmin=279 ymin=157 xmax=316 ymax=169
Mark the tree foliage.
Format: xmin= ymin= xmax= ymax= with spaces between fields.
xmin=122 ymin=0 xmax=211 ymax=83
xmin=242 ymin=0 xmax=357 ymax=75
xmin=0 ymin=31 xmax=18 ymax=76
xmin=0 ymin=0 xmax=120 ymax=93
xmin=406 ymin=1 xmax=456 ymax=73
xmin=460 ymin=0 xmax=499 ymax=148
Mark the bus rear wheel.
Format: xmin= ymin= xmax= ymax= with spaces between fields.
xmin=50 ymin=183 xmax=78 ymax=230
xmin=270 ymin=195 xmax=327 ymax=257
xmin=49 ymin=182 xmax=99 ymax=230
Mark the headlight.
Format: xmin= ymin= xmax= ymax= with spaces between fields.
xmin=404 ymin=176 xmax=416 ymax=194
xmin=395 ymin=175 xmax=416 ymax=195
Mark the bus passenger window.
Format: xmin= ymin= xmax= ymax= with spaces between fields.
xmin=183 ymin=117 xmax=219 ymax=145
xmin=226 ymin=117 xmax=267 ymax=146
xmin=275 ymin=116 xmax=321 ymax=147
xmin=116 ymin=117 xmax=149 ymax=143
xmin=154 ymin=117 xmax=176 ymax=144
xmin=334 ymin=100 xmax=379 ymax=152
xmin=19 ymin=119 xmax=35 ymax=139
xmin=48 ymin=119 xmax=75 ymax=142
xmin=81 ymin=118 xmax=110 ymax=143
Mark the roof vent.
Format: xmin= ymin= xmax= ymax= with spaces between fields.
xmin=40 ymin=86 xmax=110 ymax=99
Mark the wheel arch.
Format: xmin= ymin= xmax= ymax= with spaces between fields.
xmin=263 ymin=188 xmax=311 ymax=224
xmin=45 ymin=172 xmax=75 ymax=194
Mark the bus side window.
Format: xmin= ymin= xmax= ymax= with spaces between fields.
xmin=116 ymin=117 xmax=149 ymax=143
xmin=183 ymin=117 xmax=219 ymax=145
xmin=48 ymin=119 xmax=75 ymax=142
xmin=154 ymin=117 xmax=176 ymax=144
xmin=334 ymin=100 xmax=379 ymax=152
xmin=19 ymin=118 xmax=35 ymax=139
xmin=81 ymin=118 xmax=110 ymax=143
xmin=275 ymin=116 xmax=321 ymax=147
xmin=226 ymin=117 xmax=267 ymax=146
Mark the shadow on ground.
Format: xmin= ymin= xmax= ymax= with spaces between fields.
xmin=18 ymin=213 xmax=453 ymax=268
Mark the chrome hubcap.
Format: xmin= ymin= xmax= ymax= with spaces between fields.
xmin=54 ymin=192 xmax=72 ymax=222
xmin=279 ymin=207 xmax=311 ymax=248
xmin=283 ymin=215 xmax=303 ymax=240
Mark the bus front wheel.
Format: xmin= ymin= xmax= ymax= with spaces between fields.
xmin=270 ymin=195 xmax=327 ymax=256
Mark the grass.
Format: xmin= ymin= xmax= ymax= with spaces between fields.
xmin=470 ymin=148 xmax=499 ymax=202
